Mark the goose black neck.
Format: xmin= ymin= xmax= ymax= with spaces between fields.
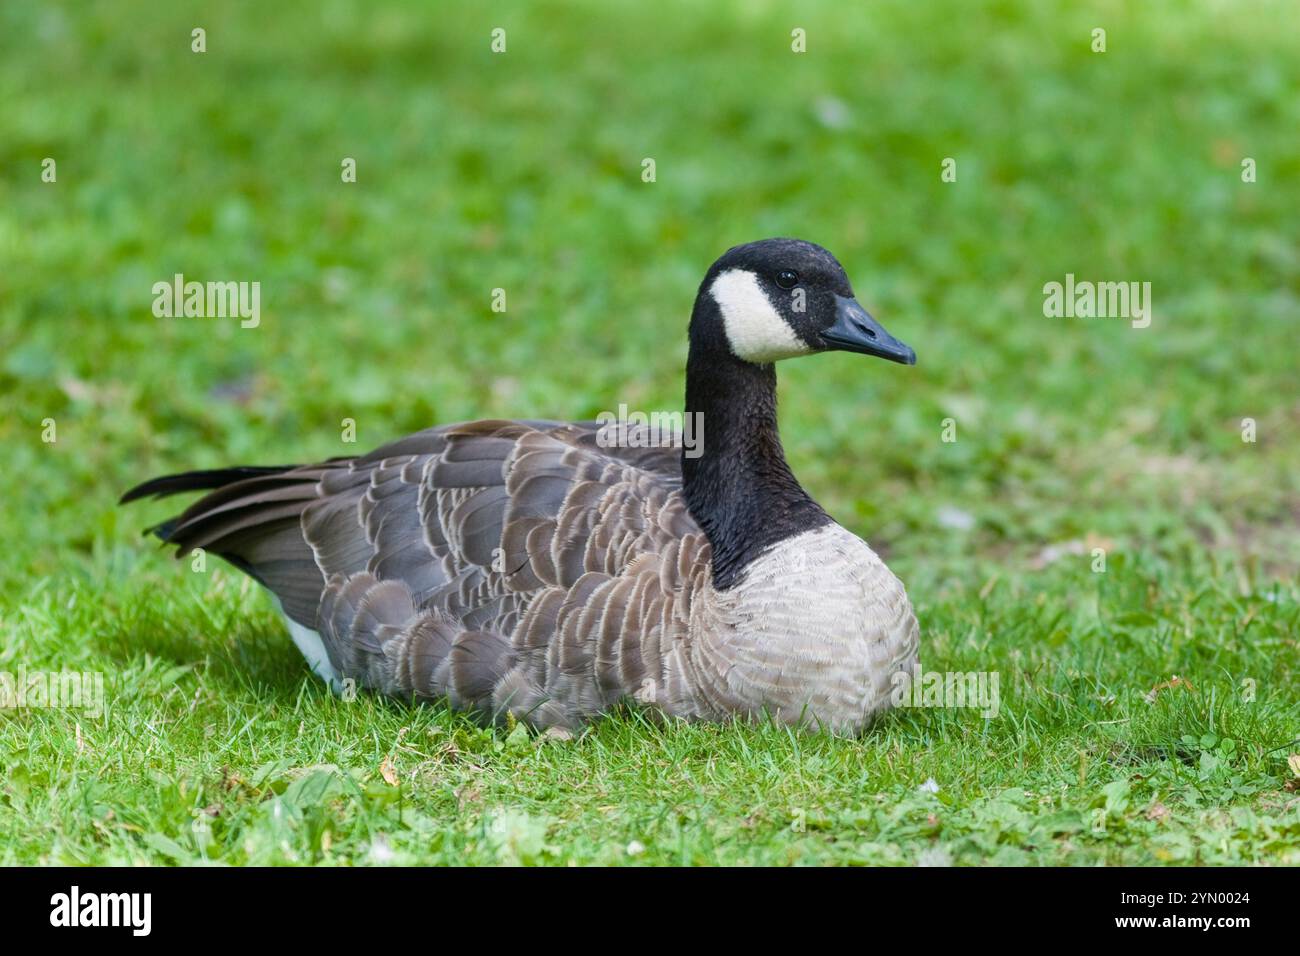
xmin=681 ymin=295 xmax=831 ymax=590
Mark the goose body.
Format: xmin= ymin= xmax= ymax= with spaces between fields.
xmin=124 ymin=239 xmax=920 ymax=732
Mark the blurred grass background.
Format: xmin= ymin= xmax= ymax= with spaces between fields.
xmin=0 ymin=0 xmax=1297 ymax=865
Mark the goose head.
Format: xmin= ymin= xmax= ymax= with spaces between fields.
xmin=694 ymin=237 xmax=916 ymax=366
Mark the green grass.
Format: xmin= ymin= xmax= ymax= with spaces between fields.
xmin=2 ymin=0 xmax=1298 ymax=865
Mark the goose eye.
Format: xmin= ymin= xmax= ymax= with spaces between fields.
xmin=775 ymin=270 xmax=799 ymax=290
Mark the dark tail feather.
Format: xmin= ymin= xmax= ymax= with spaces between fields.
xmin=146 ymin=517 xmax=181 ymax=542
xmin=121 ymin=462 xmax=330 ymax=624
xmin=120 ymin=466 xmax=294 ymax=505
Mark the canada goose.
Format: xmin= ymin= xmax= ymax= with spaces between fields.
xmin=123 ymin=238 xmax=920 ymax=732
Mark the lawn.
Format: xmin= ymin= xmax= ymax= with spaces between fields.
xmin=1 ymin=0 xmax=1298 ymax=865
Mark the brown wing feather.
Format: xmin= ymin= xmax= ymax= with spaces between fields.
xmin=128 ymin=419 xmax=699 ymax=724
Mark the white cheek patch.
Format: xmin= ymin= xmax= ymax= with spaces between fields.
xmin=710 ymin=269 xmax=812 ymax=363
